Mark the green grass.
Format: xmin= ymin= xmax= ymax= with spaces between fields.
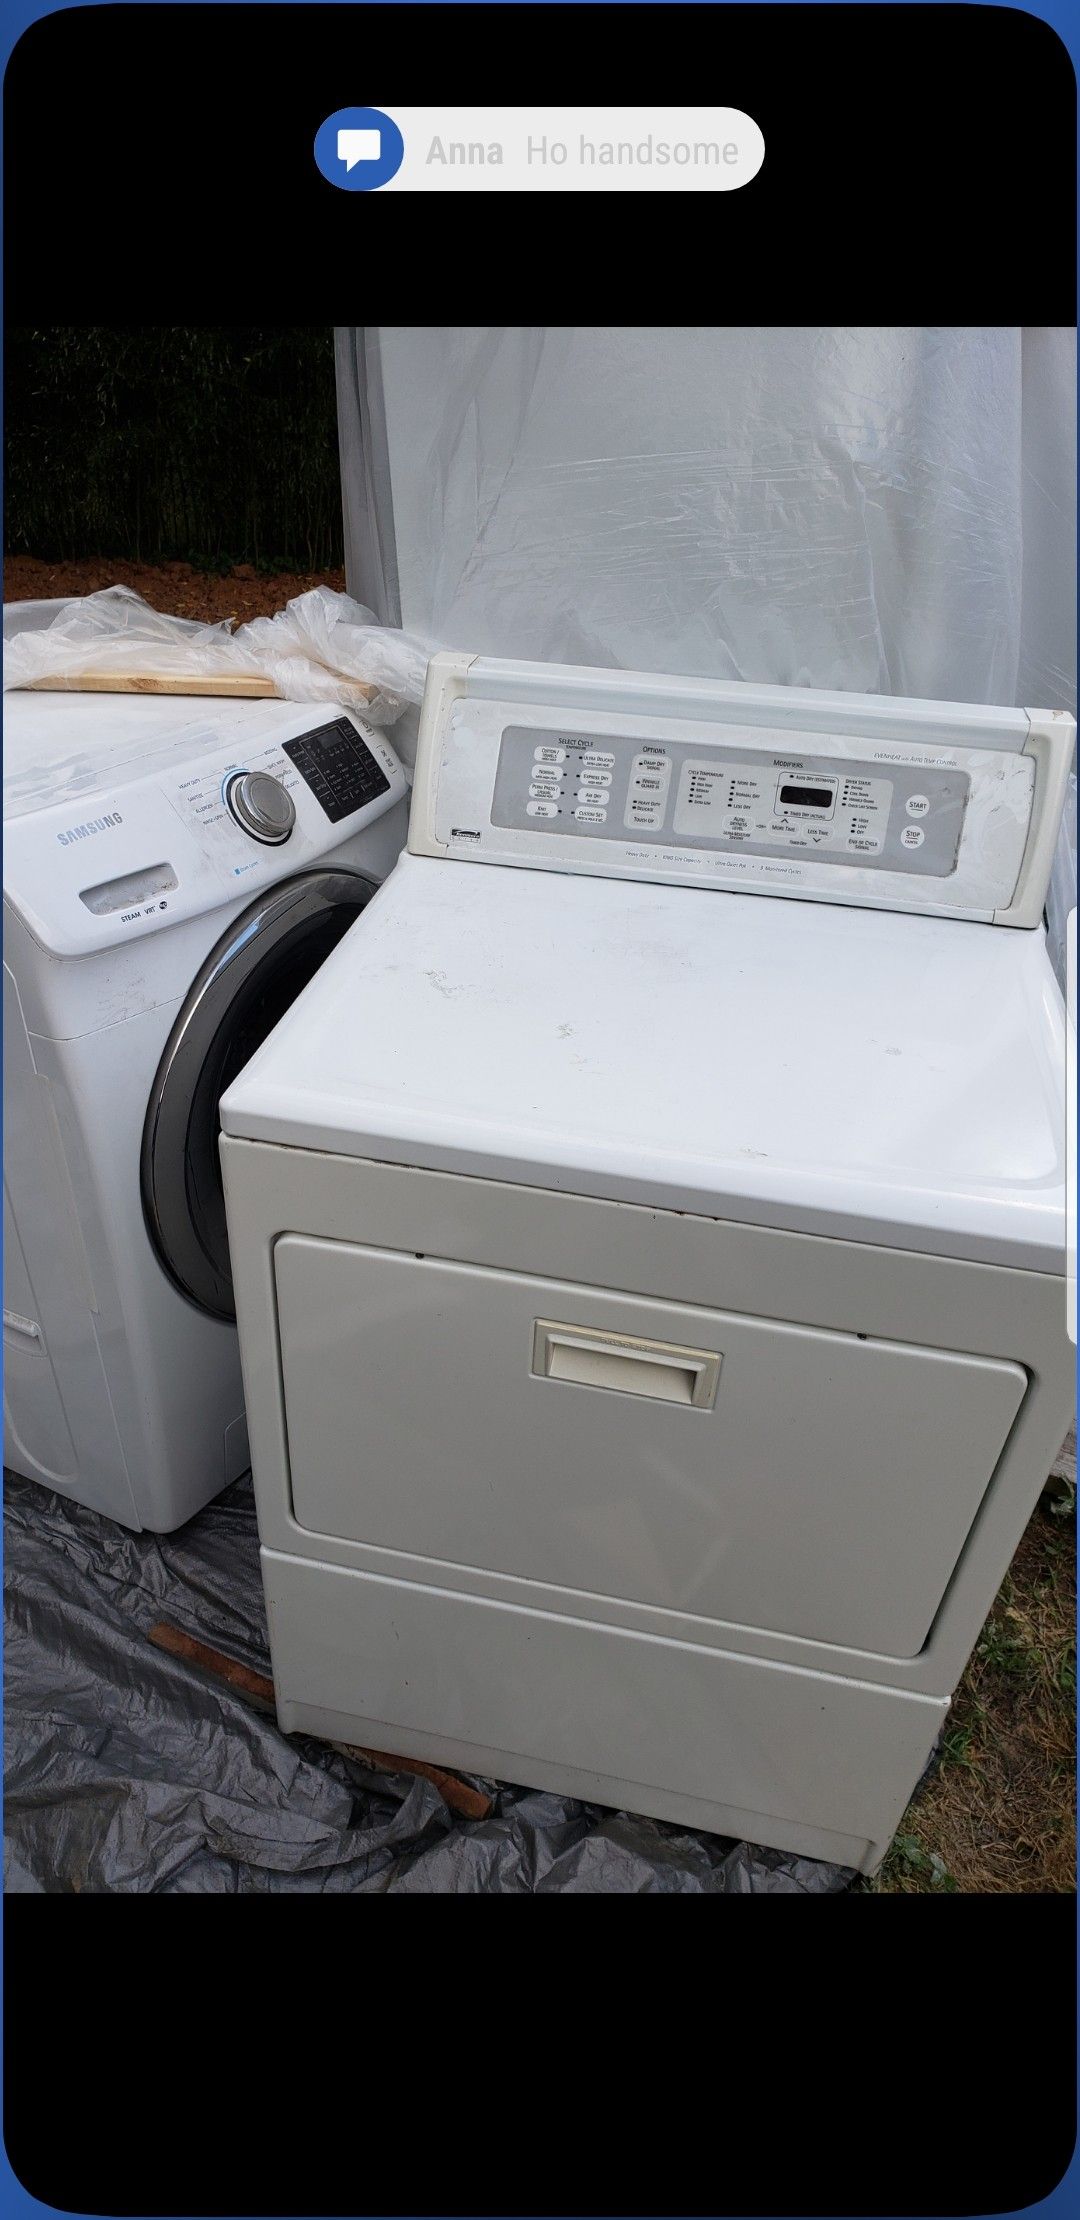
xmin=866 ymin=1496 xmax=1076 ymax=1894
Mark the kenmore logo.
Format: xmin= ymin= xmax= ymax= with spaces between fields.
xmin=57 ymin=812 xmax=123 ymax=848
xmin=451 ymin=827 xmax=481 ymax=842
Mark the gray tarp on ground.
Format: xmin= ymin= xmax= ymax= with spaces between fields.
xmin=4 ymin=1469 xmax=851 ymax=1894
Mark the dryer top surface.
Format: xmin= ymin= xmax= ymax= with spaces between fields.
xmin=220 ymin=852 xmax=1069 ymax=1271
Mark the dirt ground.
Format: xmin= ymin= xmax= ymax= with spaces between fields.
xmin=4 ymin=554 xmax=348 ymax=626
xmin=5 ymin=557 xmax=1076 ymax=1896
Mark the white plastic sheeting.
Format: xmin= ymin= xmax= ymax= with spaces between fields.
xmin=352 ymin=326 xmax=1074 ymax=702
xmin=1047 ymin=774 xmax=1077 ymax=990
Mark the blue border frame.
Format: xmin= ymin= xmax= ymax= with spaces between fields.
xmin=0 ymin=1 xmax=1075 ymax=2212
xmin=1 ymin=0 xmax=1079 ymax=50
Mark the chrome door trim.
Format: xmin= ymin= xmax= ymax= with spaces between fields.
xmin=141 ymin=869 xmax=376 ymax=1318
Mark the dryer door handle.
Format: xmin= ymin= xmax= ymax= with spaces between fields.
xmin=531 ymin=1320 xmax=721 ymax=1409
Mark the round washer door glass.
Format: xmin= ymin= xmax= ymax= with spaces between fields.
xmin=142 ymin=870 xmax=376 ymax=1319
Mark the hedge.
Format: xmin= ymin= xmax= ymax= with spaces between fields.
xmin=5 ymin=327 xmax=344 ymax=570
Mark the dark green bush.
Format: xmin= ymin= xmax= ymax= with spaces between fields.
xmin=4 ymin=327 xmax=343 ymax=570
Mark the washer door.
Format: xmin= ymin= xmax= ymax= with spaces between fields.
xmin=142 ymin=870 xmax=376 ymax=1318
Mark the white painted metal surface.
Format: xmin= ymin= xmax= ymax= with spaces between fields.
xmin=220 ymin=1140 xmax=1074 ymax=1874
xmin=262 ymin=1551 xmax=948 ymax=1872
xmin=275 ymin=1236 xmax=1025 ymax=1658
xmin=221 ymin=851 xmax=1068 ymax=1272
xmin=4 ymin=686 xmax=407 ymax=1529
xmin=219 ymin=654 xmax=1073 ymax=1871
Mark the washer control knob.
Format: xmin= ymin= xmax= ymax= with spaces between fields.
xmin=226 ymin=771 xmax=296 ymax=845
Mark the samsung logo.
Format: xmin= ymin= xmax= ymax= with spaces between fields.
xmin=57 ymin=811 xmax=123 ymax=848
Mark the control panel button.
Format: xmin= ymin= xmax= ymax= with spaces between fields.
xmin=900 ymin=824 xmax=925 ymax=849
xmin=225 ymin=770 xmax=296 ymax=845
xmin=530 ymin=782 xmax=563 ymax=799
xmin=573 ymin=805 xmax=608 ymax=824
xmin=578 ymin=769 xmax=612 ymax=788
xmin=581 ymin=751 xmax=615 ymax=770
xmin=534 ymin=745 xmax=567 ymax=764
xmin=621 ymin=749 xmax=674 ymax=835
xmin=527 ymin=799 xmax=559 ymax=818
xmin=906 ymin=794 xmax=930 ymax=817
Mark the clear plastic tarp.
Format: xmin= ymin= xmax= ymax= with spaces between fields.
xmin=2 ymin=583 xmax=432 ymax=725
xmin=345 ymin=326 xmax=1075 ymax=703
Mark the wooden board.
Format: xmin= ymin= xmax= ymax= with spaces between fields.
xmin=25 ymin=670 xmax=281 ymax=698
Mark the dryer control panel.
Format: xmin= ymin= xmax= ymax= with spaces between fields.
xmin=492 ymin=727 xmax=968 ymax=877
xmin=409 ymin=653 xmax=1075 ymax=926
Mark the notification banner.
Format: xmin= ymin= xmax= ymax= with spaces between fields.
xmin=315 ymin=107 xmax=765 ymax=192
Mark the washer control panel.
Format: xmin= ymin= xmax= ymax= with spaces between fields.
xmin=491 ymin=727 xmax=967 ymax=878
xmin=283 ymin=717 xmax=391 ymax=823
xmin=4 ymin=703 xmax=408 ymax=957
xmin=409 ymin=653 xmax=1076 ymax=925
xmin=165 ymin=714 xmax=400 ymax=892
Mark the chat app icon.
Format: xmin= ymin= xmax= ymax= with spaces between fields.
xmin=314 ymin=106 xmax=404 ymax=191
xmin=339 ymin=128 xmax=381 ymax=169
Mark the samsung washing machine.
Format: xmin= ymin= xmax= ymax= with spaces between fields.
xmin=220 ymin=655 xmax=1075 ymax=1872
xmin=3 ymin=683 xmax=408 ymax=1530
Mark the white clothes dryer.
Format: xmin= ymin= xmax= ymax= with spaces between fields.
xmin=4 ymin=684 xmax=408 ymax=1530
xmin=220 ymin=655 xmax=1074 ymax=1872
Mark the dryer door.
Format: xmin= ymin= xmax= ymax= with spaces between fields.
xmin=142 ymin=870 xmax=376 ymax=1318
xmin=272 ymin=1238 xmax=1028 ymax=1660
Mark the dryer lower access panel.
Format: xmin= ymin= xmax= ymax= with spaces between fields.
xmin=274 ymin=1238 xmax=1025 ymax=1659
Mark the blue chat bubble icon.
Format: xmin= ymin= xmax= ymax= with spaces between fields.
xmin=314 ymin=107 xmax=404 ymax=191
